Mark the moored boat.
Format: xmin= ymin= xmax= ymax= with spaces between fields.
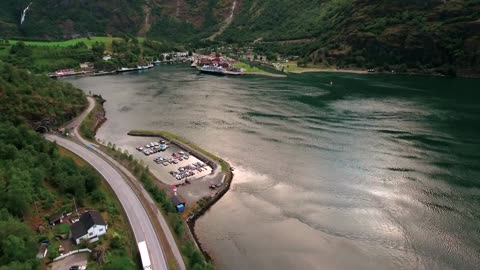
xmin=199 ymin=65 xmax=226 ymax=76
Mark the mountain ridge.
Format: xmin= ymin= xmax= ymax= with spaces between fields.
xmin=0 ymin=0 xmax=479 ymax=76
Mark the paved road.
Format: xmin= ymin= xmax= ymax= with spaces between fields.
xmin=67 ymin=96 xmax=96 ymax=131
xmin=46 ymin=134 xmax=168 ymax=270
xmin=48 ymin=96 xmax=186 ymax=270
xmin=51 ymin=252 xmax=89 ymax=270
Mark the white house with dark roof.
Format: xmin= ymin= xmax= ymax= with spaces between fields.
xmin=70 ymin=211 xmax=108 ymax=245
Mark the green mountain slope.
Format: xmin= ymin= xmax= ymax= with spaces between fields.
xmin=0 ymin=0 xmax=479 ymax=76
xmin=0 ymin=0 xmax=145 ymax=39
xmin=220 ymin=0 xmax=480 ymax=76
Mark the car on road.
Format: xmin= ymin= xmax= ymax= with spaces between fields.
xmin=69 ymin=266 xmax=86 ymax=270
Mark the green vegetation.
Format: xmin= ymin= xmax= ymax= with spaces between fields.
xmin=101 ymin=142 xmax=215 ymax=270
xmin=0 ymin=0 xmax=144 ymax=39
xmin=1 ymin=0 xmax=479 ymax=76
xmin=223 ymin=0 xmax=480 ymax=76
xmin=0 ymin=61 xmax=137 ymax=269
xmin=54 ymin=223 xmax=70 ymax=235
xmin=8 ymin=37 xmax=126 ymax=48
xmin=129 ymin=130 xmax=230 ymax=173
xmin=80 ymin=97 xmax=105 ymax=140
xmin=0 ymin=37 xmax=177 ymax=73
xmin=233 ymin=61 xmax=270 ymax=74
xmin=0 ymin=61 xmax=86 ymax=126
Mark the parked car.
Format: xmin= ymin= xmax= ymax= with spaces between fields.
xmin=162 ymin=162 xmax=169 ymax=166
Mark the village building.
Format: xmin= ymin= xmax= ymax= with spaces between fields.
xmin=70 ymin=211 xmax=108 ymax=245
xmin=48 ymin=212 xmax=65 ymax=226
xmin=79 ymin=62 xmax=94 ymax=71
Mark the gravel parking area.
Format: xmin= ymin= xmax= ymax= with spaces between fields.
xmin=126 ymin=139 xmax=213 ymax=185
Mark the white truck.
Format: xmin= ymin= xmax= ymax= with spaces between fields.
xmin=138 ymin=241 xmax=152 ymax=270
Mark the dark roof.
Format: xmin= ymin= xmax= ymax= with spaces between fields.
xmin=71 ymin=211 xmax=106 ymax=240
xmin=48 ymin=212 xmax=64 ymax=224
xmin=172 ymin=195 xmax=186 ymax=206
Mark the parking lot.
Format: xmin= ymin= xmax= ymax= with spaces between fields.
xmin=130 ymin=139 xmax=213 ymax=185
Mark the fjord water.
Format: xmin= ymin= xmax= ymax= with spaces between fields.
xmin=69 ymin=66 xmax=480 ymax=270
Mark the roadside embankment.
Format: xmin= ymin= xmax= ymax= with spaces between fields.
xmin=78 ymin=95 xmax=107 ymax=140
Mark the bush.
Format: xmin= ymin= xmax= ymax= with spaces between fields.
xmin=54 ymin=223 xmax=70 ymax=235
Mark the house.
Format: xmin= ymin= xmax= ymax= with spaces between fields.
xmin=70 ymin=211 xmax=108 ymax=245
xmin=36 ymin=243 xmax=48 ymax=259
xmin=48 ymin=212 xmax=65 ymax=226
xmin=79 ymin=62 xmax=94 ymax=71
xmin=102 ymin=55 xmax=112 ymax=61
xmin=171 ymin=194 xmax=186 ymax=213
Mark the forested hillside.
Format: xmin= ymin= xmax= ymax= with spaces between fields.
xmin=0 ymin=0 xmax=144 ymax=39
xmin=221 ymin=0 xmax=480 ymax=76
xmin=0 ymin=61 xmax=86 ymax=126
xmin=0 ymin=62 xmax=137 ymax=269
xmin=0 ymin=0 xmax=479 ymax=76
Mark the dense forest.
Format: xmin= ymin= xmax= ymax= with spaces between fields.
xmin=221 ymin=0 xmax=480 ymax=76
xmin=0 ymin=38 xmax=179 ymax=73
xmin=1 ymin=0 xmax=479 ymax=76
xmin=0 ymin=61 xmax=136 ymax=269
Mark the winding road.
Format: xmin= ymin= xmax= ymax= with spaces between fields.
xmin=46 ymin=97 xmax=186 ymax=270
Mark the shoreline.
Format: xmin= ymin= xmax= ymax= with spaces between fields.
xmin=243 ymin=71 xmax=287 ymax=78
xmin=287 ymin=68 xmax=368 ymax=74
xmin=127 ymin=130 xmax=234 ymax=263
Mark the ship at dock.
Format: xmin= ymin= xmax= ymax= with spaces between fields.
xmin=198 ymin=65 xmax=243 ymax=76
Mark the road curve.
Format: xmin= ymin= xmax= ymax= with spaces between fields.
xmin=45 ymin=134 xmax=168 ymax=270
xmin=53 ymin=96 xmax=186 ymax=270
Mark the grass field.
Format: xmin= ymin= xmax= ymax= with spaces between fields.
xmin=233 ymin=61 xmax=270 ymax=74
xmin=9 ymin=36 xmax=145 ymax=49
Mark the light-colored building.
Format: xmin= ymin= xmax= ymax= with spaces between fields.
xmin=70 ymin=211 xmax=108 ymax=245
xmin=36 ymin=243 xmax=48 ymax=259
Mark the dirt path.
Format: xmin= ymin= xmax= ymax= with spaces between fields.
xmin=208 ymin=0 xmax=237 ymax=40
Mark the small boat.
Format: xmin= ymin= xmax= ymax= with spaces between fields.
xmin=117 ymin=67 xmax=136 ymax=73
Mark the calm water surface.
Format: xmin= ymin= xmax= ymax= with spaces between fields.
xmin=69 ymin=66 xmax=480 ymax=270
